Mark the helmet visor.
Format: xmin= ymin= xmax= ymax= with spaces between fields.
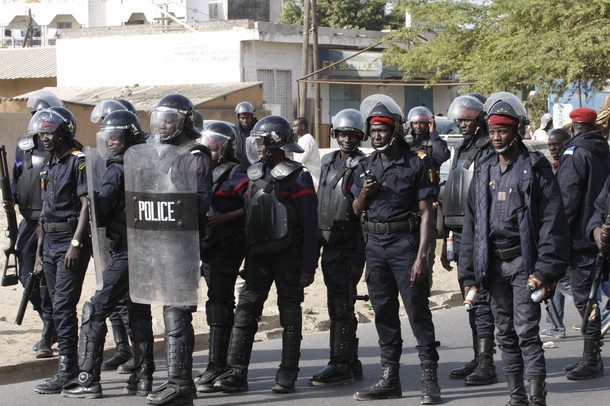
xmin=96 ymin=128 xmax=126 ymax=159
xmin=447 ymin=95 xmax=484 ymax=121
xmin=26 ymin=90 xmax=64 ymax=112
xmin=200 ymin=131 xmax=231 ymax=154
xmin=28 ymin=109 xmax=65 ymax=135
xmin=150 ymin=108 xmax=185 ymax=142
xmin=246 ymin=136 xmax=265 ymax=164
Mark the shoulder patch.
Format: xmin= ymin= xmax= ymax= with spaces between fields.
xmin=417 ymin=150 xmax=428 ymax=160
xmin=563 ymin=146 xmax=576 ymax=156
xmin=71 ymin=150 xmax=85 ymax=158
xmin=78 ymin=161 xmax=86 ymax=171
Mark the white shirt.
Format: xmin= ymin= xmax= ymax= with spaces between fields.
xmin=532 ymin=129 xmax=549 ymax=142
xmin=293 ymin=133 xmax=321 ymax=190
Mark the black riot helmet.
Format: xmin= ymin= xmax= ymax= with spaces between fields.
xmin=28 ymin=106 xmax=76 ymax=139
xmin=150 ymin=94 xmax=195 ymax=143
xmin=246 ymin=115 xmax=304 ymax=163
xmin=200 ymin=121 xmax=237 ymax=160
xmin=116 ymin=99 xmax=137 ymax=115
xmin=235 ymin=101 xmax=255 ymax=116
xmin=97 ymin=110 xmax=146 ymax=159
xmin=359 ymin=94 xmax=405 ymax=149
xmin=484 ymin=92 xmax=529 ymax=138
xmin=447 ymin=95 xmax=485 ymax=122
xmin=27 ymin=90 xmax=64 ymax=114
xmin=90 ymin=99 xmax=127 ymax=123
xmin=466 ymin=92 xmax=487 ymax=104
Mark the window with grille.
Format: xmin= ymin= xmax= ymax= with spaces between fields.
xmin=257 ymin=69 xmax=293 ymax=119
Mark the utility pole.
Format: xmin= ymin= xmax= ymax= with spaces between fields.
xmin=311 ymin=0 xmax=321 ymax=143
xmin=22 ymin=9 xmax=33 ymax=48
xmin=298 ymin=0 xmax=311 ymax=118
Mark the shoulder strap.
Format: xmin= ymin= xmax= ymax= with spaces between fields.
xmin=212 ymin=162 xmax=238 ymax=194
xmin=270 ymin=160 xmax=303 ymax=180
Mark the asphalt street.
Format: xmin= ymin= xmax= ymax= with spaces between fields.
xmin=1 ymin=304 xmax=608 ymax=405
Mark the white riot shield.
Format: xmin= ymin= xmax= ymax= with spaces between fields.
xmin=85 ymin=146 xmax=111 ymax=290
xmin=124 ymin=143 xmax=200 ymax=306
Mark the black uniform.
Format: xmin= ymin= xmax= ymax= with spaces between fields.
xmin=12 ymin=137 xmax=54 ymax=337
xmin=214 ymin=158 xmax=318 ymax=392
xmin=61 ymin=155 xmax=155 ymax=398
xmin=442 ymin=135 xmax=496 ymax=381
xmin=196 ymin=158 xmax=248 ymax=391
xmin=351 ymin=146 xmax=438 ymax=364
xmin=460 ymin=147 xmax=569 ymax=381
xmin=311 ymin=149 xmax=366 ymax=385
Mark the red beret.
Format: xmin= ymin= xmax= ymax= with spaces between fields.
xmin=569 ymin=107 xmax=597 ymax=123
xmin=370 ymin=116 xmax=395 ymax=128
xmin=488 ymin=114 xmax=520 ymax=127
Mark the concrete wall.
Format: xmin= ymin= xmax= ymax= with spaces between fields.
xmin=0 ymin=78 xmax=57 ymax=98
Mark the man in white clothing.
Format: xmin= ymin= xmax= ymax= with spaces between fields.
xmin=293 ymin=117 xmax=322 ymax=190
xmin=531 ymin=113 xmax=553 ymax=142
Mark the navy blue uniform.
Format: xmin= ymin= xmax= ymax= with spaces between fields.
xmin=12 ymin=141 xmax=53 ymax=322
xmin=352 ymin=147 xmax=439 ymax=363
xmin=460 ymin=148 xmax=569 ymax=380
xmin=557 ymin=129 xmax=610 ymax=340
xmin=40 ymin=149 xmax=92 ymax=357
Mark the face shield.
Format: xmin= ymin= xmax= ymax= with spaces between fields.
xmin=28 ymin=109 xmax=65 ymax=136
xmin=246 ymin=136 xmax=265 ymax=164
xmin=90 ymin=100 xmax=126 ymax=123
xmin=150 ymin=107 xmax=186 ymax=143
xmin=26 ymin=90 xmax=64 ymax=113
xmin=200 ymin=130 xmax=231 ymax=158
xmin=447 ymin=95 xmax=484 ymax=121
xmin=96 ymin=127 xmax=127 ymax=159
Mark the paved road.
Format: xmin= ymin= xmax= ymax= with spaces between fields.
xmin=0 ymin=304 xmax=608 ymax=405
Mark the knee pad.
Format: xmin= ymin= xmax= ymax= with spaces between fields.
xmin=164 ymin=307 xmax=192 ymax=338
xmin=328 ymin=297 xmax=349 ymax=322
xmin=81 ymin=301 xmax=106 ymax=337
xmin=233 ymin=306 xmax=258 ymax=329
xmin=280 ymin=306 xmax=302 ymax=331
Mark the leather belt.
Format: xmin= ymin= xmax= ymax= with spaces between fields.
xmin=364 ymin=220 xmax=418 ymax=234
xmin=493 ymin=246 xmax=521 ymax=260
xmin=42 ymin=222 xmax=71 ymax=233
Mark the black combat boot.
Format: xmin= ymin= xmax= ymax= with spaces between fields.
xmin=310 ymin=317 xmax=355 ymax=387
xmin=565 ymin=338 xmax=604 ymax=380
xmin=195 ymin=324 xmax=230 ymax=392
xmin=101 ymin=322 xmax=132 ymax=370
xmin=62 ymin=306 xmax=106 ymax=399
xmin=353 ymin=359 xmax=402 ymax=400
xmin=505 ymin=372 xmax=528 ymax=406
xmin=34 ymin=355 xmax=78 ymax=394
xmin=465 ymin=337 xmax=498 ymax=385
xmin=36 ymin=319 xmax=56 ymax=359
xmin=528 ymin=379 xmax=547 ymax=406
xmin=450 ymin=334 xmax=478 ymax=379
xmin=421 ymin=360 xmax=442 ymax=404
xmin=213 ymin=310 xmax=258 ymax=393
xmin=272 ymin=308 xmax=302 ymax=393
xmin=146 ymin=308 xmax=195 ymax=406
xmin=125 ymin=341 xmax=155 ymax=396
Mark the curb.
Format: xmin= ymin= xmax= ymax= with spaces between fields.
xmin=0 ymin=332 xmax=209 ymax=386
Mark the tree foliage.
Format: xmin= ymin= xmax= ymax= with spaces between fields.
xmin=383 ymin=0 xmax=610 ymax=102
xmin=280 ymin=0 xmax=404 ymax=31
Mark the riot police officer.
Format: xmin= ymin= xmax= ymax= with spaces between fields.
xmin=61 ymin=110 xmax=154 ymax=399
xmin=142 ymin=94 xmax=213 ymax=406
xmin=309 ymin=109 xmax=366 ymax=387
xmin=558 ymin=107 xmax=610 ymax=380
xmin=194 ymin=121 xmax=249 ymax=393
xmin=352 ymin=95 xmax=441 ymax=404
xmin=459 ymin=92 xmax=569 ymax=406
xmin=32 ymin=106 xmax=93 ymax=394
xmin=233 ymin=101 xmax=258 ymax=166
xmin=406 ymin=106 xmax=450 ymax=289
xmin=90 ymin=99 xmax=136 ymax=374
xmin=213 ymin=115 xmax=318 ymax=394
xmin=9 ymin=90 xmax=62 ymax=358
xmin=441 ymin=94 xmax=497 ymax=386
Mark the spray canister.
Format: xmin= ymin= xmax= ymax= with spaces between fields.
xmin=464 ymin=289 xmax=476 ymax=310
xmin=527 ymin=279 xmax=544 ymax=303
xmin=447 ymin=231 xmax=455 ymax=262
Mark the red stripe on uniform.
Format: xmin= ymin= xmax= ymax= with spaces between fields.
xmin=280 ymin=188 xmax=316 ymax=199
xmin=233 ymin=179 xmax=249 ymax=192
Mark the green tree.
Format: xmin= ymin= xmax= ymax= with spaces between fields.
xmin=280 ymin=0 xmax=404 ymax=31
xmin=382 ymin=0 xmax=610 ymax=107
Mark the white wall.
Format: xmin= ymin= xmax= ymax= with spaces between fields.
xmin=57 ymin=30 xmax=254 ymax=87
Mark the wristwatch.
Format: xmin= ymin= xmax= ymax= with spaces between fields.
xmin=71 ymin=239 xmax=83 ymax=248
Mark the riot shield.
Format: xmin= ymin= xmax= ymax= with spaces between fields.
xmin=124 ymin=143 xmax=201 ymax=306
xmin=85 ymin=146 xmax=110 ymax=290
